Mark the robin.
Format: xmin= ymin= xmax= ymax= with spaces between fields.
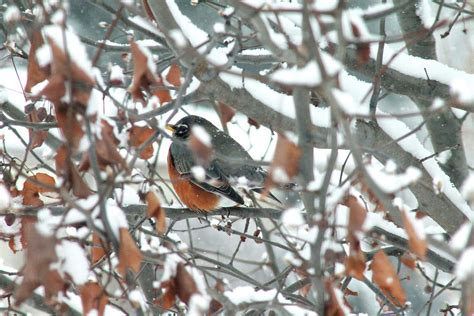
xmin=166 ymin=115 xmax=278 ymax=212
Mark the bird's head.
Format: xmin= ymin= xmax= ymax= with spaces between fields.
xmin=166 ymin=115 xmax=215 ymax=140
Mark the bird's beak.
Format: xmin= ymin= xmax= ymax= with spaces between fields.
xmin=166 ymin=124 xmax=176 ymax=133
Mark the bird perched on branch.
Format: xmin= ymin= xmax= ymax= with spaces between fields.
xmin=166 ymin=115 xmax=279 ymax=211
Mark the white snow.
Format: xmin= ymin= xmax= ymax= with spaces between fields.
xmin=271 ymin=167 xmax=289 ymax=183
xmin=224 ymin=286 xmax=277 ymax=305
xmin=42 ymin=25 xmax=94 ymax=79
xmin=270 ymin=58 xmax=341 ymax=87
xmin=224 ymin=285 xmax=317 ymax=315
xmin=109 ymin=65 xmax=125 ymax=85
xmin=169 ymin=29 xmax=187 ymax=48
xmin=213 ymin=23 xmax=225 ymax=34
xmin=461 ymin=173 xmax=474 ymax=203
xmin=0 ymin=184 xmax=12 ymax=211
xmin=190 ymin=166 xmax=206 ymax=182
xmin=191 ymin=125 xmax=212 ymax=146
xmin=134 ymin=41 xmax=157 ymax=78
xmin=372 ymin=43 xmax=474 ymax=89
xmin=416 ymin=0 xmax=435 ymax=29
xmin=219 ymin=66 xmax=331 ymax=128
xmin=401 ymin=206 xmax=426 ymax=240
xmin=128 ymin=15 xmax=163 ymax=37
xmin=376 ymin=109 xmax=472 ymax=218
xmin=450 ymin=78 xmax=474 ymax=104
xmin=4 ymin=6 xmax=21 ymax=23
xmin=36 ymin=208 xmax=60 ymax=236
xmin=56 ymin=240 xmax=90 ymax=285
xmin=166 ymin=0 xmax=231 ymax=66
xmin=455 ymin=247 xmax=474 ymax=281
xmin=281 ymin=208 xmax=306 ymax=228
xmin=449 ymin=222 xmax=472 ymax=252
xmin=103 ymin=199 xmax=129 ymax=238
xmin=128 ymin=289 xmax=146 ymax=310
xmin=367 ymin=165 xmax=422 ymax=194
xmin=36 ymin=44 xmax=52 ymax=68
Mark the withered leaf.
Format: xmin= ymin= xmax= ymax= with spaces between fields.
xmin=117 ymin=228 xmax=143 ymax=276
xmin=264 ymin=134 xmax=301 ymax=191
xmin=217 ymin=102 xmax=236 ymax=125
xmin=14 ymin=225 xmax=66 ymax=305
xmin=166 ymin=63 xmax=182 ymax=87
xmin=27 ymin=107 xmax=48 ymax=149
xmin=80 ymin=120 xmax=125 ymax=171
xmin=129 ymin=125 xmax=156 ymax=160
xmin=80 ymin=282 xmax=108 ymax=316
xmin=401 ymin=210 xmax=427 ymax=259
xmin=175 ymin=263 xmax=199 ymax=305
xmin=344 ymin=195 xmax=367 ymax=233
xmin=370 ymin=251 xmax=407 ymax=307
xmin=129 ymin=40 xmax=158 ymax=103
xmin=53 ymin=102 xmax=85 ymax=150
xmin=8 ymin=216 xmax=36 ymax=253
xmin=21 ymin=173 xmax=56 ymax=206
xmin=400 ymin=253 xmax=416 ymax=270
xmin=155 ymin=279 xmax=176 ymax=309
xmin=46 ymin=38 xmax=95 ymax=106
xmin=55 ymin=145 xmax=91 ymax=198
xmin=153 ymin=88 xmax=172 ymax=105
xmin=25 ymin=31 xmax=49 ymax=94
xmin=146 ymin=191 xmax=166 ymax=234
xmin=247 ymin=117 xmax=260 ymax=129
xmin=351 ymin=23 xmax=370 ymax=65
xmin=325 ymin=279 xmax=351 ymax=316
xmin=209 ymin=280 xmax=224 ymax=314
xmin=344 ymin=250 xmax=366 ymax=280
xmin=91 ymin=232 xmax=106 ymax=265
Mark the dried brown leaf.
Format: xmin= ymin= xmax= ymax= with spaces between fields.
xmin=146 ymin=191 xmax=166 ymax=234
xmin=8 ymin=216 xmax=36 ymax=253
xmin=247 ymin=117 xmax=260 ymax=129
xmin=53 ymin=102 xmax=85 ymax=149
xmin=175 ymin=263 xmax=199 ymax=305
xmin=128 ymin=41 xmax=150 ymax=103
xmin=21 ymin=173 xmax=56 ymax=206
xmin=27 ymin=107 xmax=48 ymax=149
xmin=217 ymin=102 xmax=235 ymax=125
xmin=25 ymin=31 xmax=49 ymax=93
xmin=344 ymin=250 xmax=366 ymax=280
xmin=344 ymin=195 xmax=367 ymax=233
xmin=46 ymin=38 xmax=95 ymax=106
xmin=117 ymin=228 xmax=143 ymax=275
xmin=209 ymin=280 xmax=224 ymax=314
xmin=91 ymin=232 xmax=106 ymax=265
xmin=402 ymin=210 xmax=427 ymax=259
xmin=55 ymin=145 xmax=91 ymax=198
xmin=155 ymin=279 xmax=176 ymax=309
xmin=129 ymin=125 xmax=156 ymax=160
xmin=14 ymin=225 xmax=66 ymax=305
xmin=264 ymin=134 xmax=301 ymax=191
xmin=400 ymin=253 xmax=416 ymax=270
xmin=325 ymin=279 xmax=351 ymax=316
xmin=166 ymin=63 xmax=182 ymax=87
xmin=370 ymin=251 xmax=407 ymax=306
xmin=80 ymin=282 xmax=108 ymax=316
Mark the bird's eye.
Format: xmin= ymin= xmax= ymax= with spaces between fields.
xmin=175 ymin=124 xmax=189 ymax=137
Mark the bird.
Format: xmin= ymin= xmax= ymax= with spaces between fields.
xmin=166 ymin=115 xmax=278 ymax=212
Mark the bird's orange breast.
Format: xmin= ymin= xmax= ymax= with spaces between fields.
xmin=167 ymin=150 xmax=219 ymax=212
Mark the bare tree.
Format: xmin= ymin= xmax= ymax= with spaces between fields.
xmin=0 ymin=0 xmax=473 ymax=315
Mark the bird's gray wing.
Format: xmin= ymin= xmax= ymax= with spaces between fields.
xmin=210 ymin=131 xmax=267 ymax=188
xmin=170 ymin=143 xmax=244 ymax=205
